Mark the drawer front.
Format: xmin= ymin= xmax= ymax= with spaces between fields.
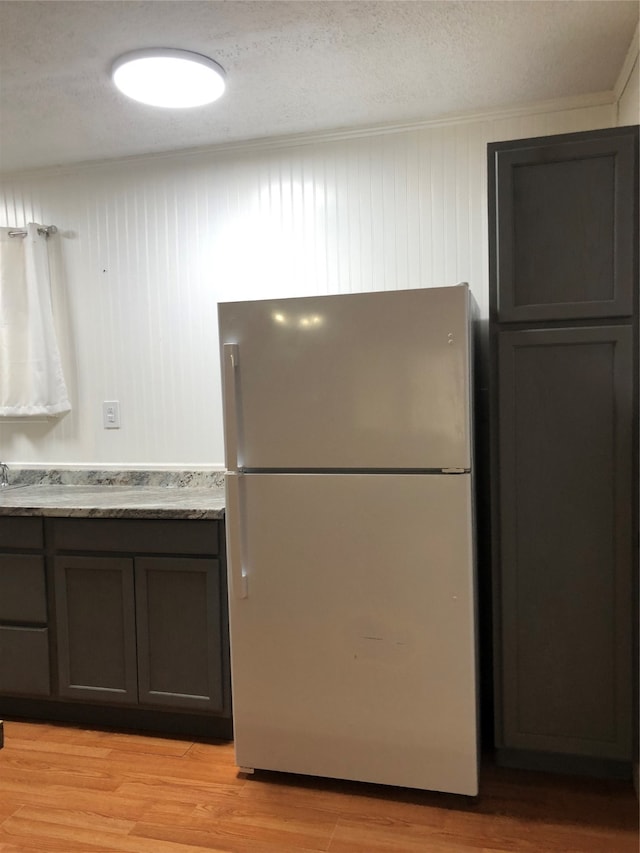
xmin=0 ymin=626 xmax=50 ymax=696
xmin=0 ymin=556 xmax=47 ymax=623
xmin=52 ymin=518 xmax=220 ymax=555
xmin=0 ymin=516 xmax=44 ymax=550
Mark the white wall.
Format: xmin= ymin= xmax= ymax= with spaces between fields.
xmin=0 ymin=100 xmax=615 ymax=468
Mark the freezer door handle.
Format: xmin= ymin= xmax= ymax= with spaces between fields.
xmin=223 ymin=343 xmax=241 ymax=471
xmin=226 ymin=472 xmax=248 ymax=599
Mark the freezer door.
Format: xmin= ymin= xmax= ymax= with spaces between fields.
xmin=219 ymin=285 xmax=472 ymax=471
xmin=226 ymin=472 xmax=479 ymax=796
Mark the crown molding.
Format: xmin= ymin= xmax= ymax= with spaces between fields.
xmin=614 ymin=23 xmax=640 ymax=101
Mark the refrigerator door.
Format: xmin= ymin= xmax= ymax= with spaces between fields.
xmin=226 ymin=471 xmax=479 ymax=796
xmin=219 ymin=285 xmax=472 ymax=471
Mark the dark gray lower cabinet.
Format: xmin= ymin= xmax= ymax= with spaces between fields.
xmin=0 ymin=516 xmax=230 ymax=737
xmin=53 ymin=522 xmax=229 ymax=717
xmin=495 ymin=325 xmax=633 ymax=762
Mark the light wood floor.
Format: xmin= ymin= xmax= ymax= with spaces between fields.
xmin=0 ymin=719 xmax=637 ymax=852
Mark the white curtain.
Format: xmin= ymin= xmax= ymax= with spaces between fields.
xmin=0 ymin=223 xmax=71 ymax=416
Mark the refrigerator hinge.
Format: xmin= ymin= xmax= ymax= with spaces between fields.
xmin=441 ymin=467 xmax=466 ymax=474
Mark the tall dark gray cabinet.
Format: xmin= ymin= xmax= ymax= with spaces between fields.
xmin=488 ymin=125 xmax=638 ymax=775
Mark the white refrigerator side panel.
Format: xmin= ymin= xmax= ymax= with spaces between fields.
xmin=219 ymin=285 xmax=472 ymax=471
xmin=226 ymin=472 xmax=479 ymax=796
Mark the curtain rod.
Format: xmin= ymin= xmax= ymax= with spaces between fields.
xmin=7 ymin=225 xmax=58 ymax=238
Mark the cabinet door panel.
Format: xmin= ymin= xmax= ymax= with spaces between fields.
xmin=135 ymin=557 xmax=224 ymax=711
xmin=54 ymin=556 xmax=137 ymax=704
xmin=490 ymin=128 xmax=637 ymax=322
xmin=0 ymin=626 xmax=50 ymax=696
xmin=496 ymin=326 xmax=633 ymax=759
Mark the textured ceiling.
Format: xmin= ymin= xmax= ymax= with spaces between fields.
xmin=0 ymin=0 xmax=638 ymax=174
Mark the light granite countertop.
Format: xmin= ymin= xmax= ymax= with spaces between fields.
xmin=0 ymin=470 xmax=226 ymax=519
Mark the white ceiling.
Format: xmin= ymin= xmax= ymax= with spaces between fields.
xmin=0 ymin=0 xmax=638 ymax=174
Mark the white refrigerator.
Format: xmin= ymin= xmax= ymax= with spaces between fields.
xmin=218 ymin=284 xmax=479 ymax=796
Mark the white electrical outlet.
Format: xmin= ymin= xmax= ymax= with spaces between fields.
xmin=102 ymin=400 xmax=121 ymax=429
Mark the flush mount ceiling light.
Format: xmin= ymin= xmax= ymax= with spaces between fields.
xmin=112 ymin=48 xmax=226 ymax=108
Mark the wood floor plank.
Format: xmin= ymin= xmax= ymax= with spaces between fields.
xmin=0 ymin=819 xmax=117 ymax=853
xmin=0 ymin=835 xmax=113 ymax=853
xmin=116 ymin=777 xmax=244 ymax=807
xmin=134 ymin=797 xmax=199 ymax=826
xmin=327 ymin=816 xmax=482 ymax=853
xmin=5 ymin=722 xmax=110 ymax=747
xmin=186 ymin=800 xmax=338 ymax=850
xmin=129 ymin=820 xmax=333 ymax=853
xmin=0 ymin=782 xmax=151 ymax=821
xmin=0 ymin=721 xmax=56 ymax=741
xmin=0 ymin=756 xmax=123 ymax=794
xmin=0 ymin=814 xmax=234 ymax=853
xmin=7 ymin=737 xmax=111 ymax=759
xmin=6 ymin=804 xmax=136 ymax=836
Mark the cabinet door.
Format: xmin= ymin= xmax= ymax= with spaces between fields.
xmin=54 ymin=556 xmax=138 ymax=704
xmin=135 ymin=557 xmax=225 ymax=712
xmin=490 ymin=127 xmax=637 ymax=323
xmin=495 ymin=326 xmax=633 ymax=760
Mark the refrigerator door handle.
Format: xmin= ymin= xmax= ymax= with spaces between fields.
xmin=226 ymin=471 xmax=249 ymax=599
xmin=223 ymin=343 xmax=241 ymax=471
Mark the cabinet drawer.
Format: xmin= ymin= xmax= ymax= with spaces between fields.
xmin=51 ymin=518 xmax=220 ymax=556
xmin=0 ymin=517 xmax=44 ymax=549
xmin=0 ymin=556 xmax=47 ymax=623
xmin=0 ymin=626 xmax=50 ymax=696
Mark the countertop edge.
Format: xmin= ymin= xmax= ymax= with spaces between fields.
xmin=0 ymin=506 xmax=225 ymax=519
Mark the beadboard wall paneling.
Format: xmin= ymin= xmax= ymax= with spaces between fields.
xmin=0 ymin=101 xmax=615 ymax=467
